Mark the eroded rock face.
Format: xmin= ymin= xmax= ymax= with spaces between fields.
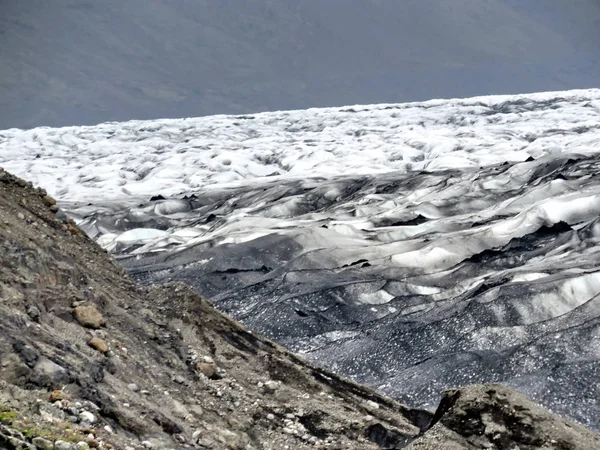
xmin=408 ymin=384 xmax=600 ymax=449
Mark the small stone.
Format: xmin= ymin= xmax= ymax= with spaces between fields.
xmin=83 ymin=400 xmax=100 ymax=411
xmin=32 ymin=358 xmax=70 ymax=389
xmin=27 ymin=305 xmax=41 ymax=321
xmin=16 ymin=178 xmax=27 ymax=187
xmin=192 ymin=430 xmax=202 ymax=440
xmin=285 ymin=413 xmax=295 ymax=420
xmin=189 ymin=404 xmax=204 ymax=417
xmin=32 ymin=436 xmax=54 ymax=449
xmin=127 ymin=383 xmax=139 ymax=392
xmin=73 ymin=304 xmax=105 ymax=329
xmin=49 ymin=390 xmax=70 ymax=402
xmin=42 ymin=195 xmax=57 ymax=207
xmin=141 ymin=441 xmax=154 ymax=449
xmin=7 ymin=437 xmax=24 ymax=448
xmin=53 ymin=400 xmax=64 ymax=409
xmin=267 ymin=413 xmax=275 ymax=421
xmin=50 ymin=205 xmax=59 ymax=213
xmin=171 ymin=399 xmax=190 ymax=419
xmin=195 ymin=362 xmax=217 ymax=378
xmin=88 ymin=337 xmax=109 ymax=354
xmin=103 ymin=425 xmax=114 ymax=434
xmin=365 ymin=400 xmax=380 ymax=410
xmin=79 ymin=410 xmax=96 ymax=424
xmin=17 ymin=212 xmax=25 ymax=220
xmin=75 ymin=443 xmax=90 ymax=450
xmin=173 ymin=375 xmax=185 ymax=384
xmin=54 ymin=441 xmax=73 ymax=450
xmin=263 ymin=380 xmax=281 ymax=393
xmin=92 ymin=330 xmax=107 ymax=339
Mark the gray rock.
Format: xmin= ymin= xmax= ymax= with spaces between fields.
xmin=263 ymin=380 xmax=280 ymax=393
xmin=53 ymin=442 xmax=73 ymax=450
xmin=79 ymin=411 xmax=96 ymax=424
xmin=407 ymin=384 xmax=600 ymax=449
xmin=188 ymin=404 xmax=204 ymax=417
xmin=82 ymin=401 xmax=100 ymax=411
xmin=31 ymin=358 xmax=71 ymax=389
xmin=32 ymin=436 xmax=54 ymax=449
xmin=26 ymin=306 xmax=41 ymax=322
xmin=171 ymin=399 xmax=190 ymax=420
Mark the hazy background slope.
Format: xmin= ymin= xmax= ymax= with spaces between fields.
xmin=1 ymin=0 xmax=600 ymax=129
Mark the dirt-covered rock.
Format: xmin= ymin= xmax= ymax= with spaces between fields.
xmin=73 ymin=304 xmax=105 ymax=329
xmin=408 ymin=384 xmax=600 ymax=449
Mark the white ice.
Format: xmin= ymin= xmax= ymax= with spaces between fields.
xmin=1 ymin=88 xmax=600 ymax=202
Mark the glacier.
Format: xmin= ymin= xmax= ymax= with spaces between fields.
xmin=2 ymin=89 xmax=600 ymax=430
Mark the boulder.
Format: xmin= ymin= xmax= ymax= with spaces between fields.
xmin=407 ymin=384 xmax=600 ymax=449
xmin=73 ymin=304 xmax=105 ymax=329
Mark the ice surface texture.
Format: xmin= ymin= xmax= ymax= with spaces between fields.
xmin=2 ymin=89 xmax=600 ymax=201
xmin=2 ymin=89 xmax=600 ymax=429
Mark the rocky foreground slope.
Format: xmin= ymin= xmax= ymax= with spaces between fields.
xmin=1 ymin=166 xmax=599 ymax=449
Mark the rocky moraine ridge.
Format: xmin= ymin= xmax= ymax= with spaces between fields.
xmin=1 ymin=166 xmax=600 ymax=449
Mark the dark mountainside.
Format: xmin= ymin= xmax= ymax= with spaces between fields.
xmin=2 ymin=0 xmax=600 ymax=129
xmin=2 ymin=174 xmax=600 ymax=448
